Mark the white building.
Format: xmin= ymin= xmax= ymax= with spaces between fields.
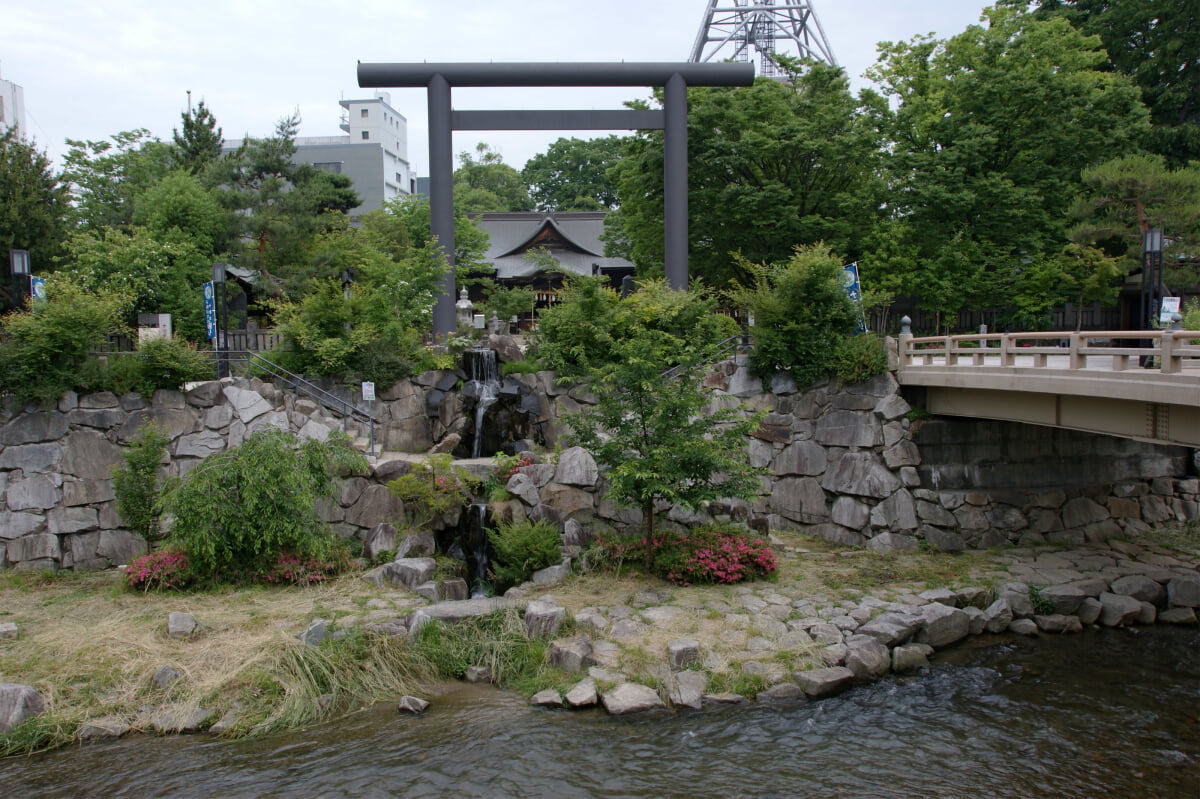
xmin=0 ymin=62 xmax=27 ymax=140
xmin=225 ymin=92 xmax=415 ymax=218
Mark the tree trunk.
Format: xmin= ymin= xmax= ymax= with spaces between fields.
xmin=643 ymin=501 xmax=655 ymax=572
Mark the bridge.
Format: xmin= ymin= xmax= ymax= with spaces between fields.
xmin=896 ymin=329 xmax=1200 ymax=448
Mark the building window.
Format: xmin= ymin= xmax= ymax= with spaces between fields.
xmin=313 ymin=162 xmax=343 ymax=175
xmin=361 ymin=131 xmax=369 ymax=140
xmin=360 ymin=108 xmax=368 ymax=118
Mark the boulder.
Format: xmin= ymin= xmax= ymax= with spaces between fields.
xmin=1034 ymin=615 xmax=1083 ymax=634
xmin=505 ymin=473 xmax=542 ymax=506
xmin=983 ymin=599 xmax=1014 ymax=634
xmin=773 ymin=441 xmax=827 ymax=476
xmin=870 ymin=490 xmax=919 ymax=531
xmin=1109 ymin=575 xmax=1166 ymax=606
xmin=221 ymin=386 xmax=273 ymax=424
xmin=813 ymin=411 xmax=882 ymax=448
xmin=531 ymin=689 xmax=563 ymax=708
xmin=857 ymin=613 xmax=921 ymax=647
xmin=390 ymin=558 xmax=436 ymax=590
xmin=554 ymin=447 xmax=598 ymax=488
xmin=865 ymin=532 xmax=919 ymax=553
xmin=1098 ymin=592 xmax=1142 ymax=627
xmin=565 ymin=678 xmax=599 ymax=708
xmin=1038 ymin=584 xmax=1087 ymax=616
xmin=998 ymin=584 xmax=1035 ymax=618
xmin=602 ymin=683 xmax=664 ymax=715
xmin=820 ymin=452 xmax=901 ymax=499
xmin=1077 ymin=597 xmax=1103 ymax=625
xmin=398 ymin=696 xmax=430 ymax=714
xmin=363 ymin=523 xmax=399 ymax=561
xmin=167 ymin=612 xmax=197 ymax=639
xmin=97 ymin=530 xmax=148 ymax=565
xmin=0 ymin=623 xmax=16 ymax=640
xmin=1167 ymin=575 xmax=1200 ymax=608
xmin=152 ymin=665 xmax=182 ymax=689
xmin=845 ymin=637 xmax=891 ymax=681
xmin=915 ymin=603 xmax=970 ymax=648
xmin=524 ymin=598 xmax=566 ymax=639
xmin=62 ymin=430 xmax=124 ymax=480
xmin=1 ymin=412 xmax=69 ymax=446
xmin=794 ymin=667 xmax=855 ymax=698
xmin=539 ymin=484 xmax=594 ymax=521
xmin=548 ymin=636 xmax=594 ymax=672
xmin=768 ymin=477 xmax=829 ymax=524
xmin=892 ymin=644 xmax=932 ymax=673
xmin=395 ymin=530 xmax=435 ymax=559
xmin=668 ymin=639 xmax=701 ymax=670
xmin=669 ymin=670 xmax=706 ymax=709
xmin=344 ymin=485 xmax=406 ymax=529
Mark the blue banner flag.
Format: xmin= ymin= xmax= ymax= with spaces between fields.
xmin=203 ymin=282 xmax=217 ymax=340
xmin=841 ymin=263 xmax=868 ymax=334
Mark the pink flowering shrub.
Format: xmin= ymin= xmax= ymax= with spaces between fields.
xmin=126 ymin=548 xmax=192 ymax=592
xmin=492 ymin=452 xmax=535 ymax=484
xmin=598 ymin=524 xmax=777 ymax=587
xmin=255 ymin=550 xmax=351 ymax=587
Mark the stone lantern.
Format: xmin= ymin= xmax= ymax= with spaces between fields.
xmin=455 ymin=287 xmax=474 ymax=328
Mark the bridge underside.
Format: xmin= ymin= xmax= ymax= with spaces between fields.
xmin=921 ymin=386 xmax=1200 ymax=448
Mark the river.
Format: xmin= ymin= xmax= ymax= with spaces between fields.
xmin=3 ymin=626 xmax=1197 ymax=798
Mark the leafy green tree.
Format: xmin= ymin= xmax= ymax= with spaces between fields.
xmin=483 ymin=284 xmax=535 ymax=326
xmin=0 ymin=276 xmax=130 ymax=405
xmin=0 ymin=129 xmax=69 ymax=273
xmin=159 ymin=428 xmax=367 ymax=584
xmin=132 ymin=171 xmax=228 ymax=256
xmin=378 ymin=194 xmax=492 ymax=288
xmin=1068 ymin=154 xmax=1200 ymax=289
xmin=172 ymin=99 xmax=224 ymax=176
xmin=61 ymin=129 xmax=174 ymax=231
xmin=61 ymin=226 xmax=210 ymax=341
xmin=521 ymin=135 xmax=624 ymax=211
xmin=727 ymin=243 xmax=858 ymax=385
xmin=867 ymin=4 xmax=1150 ymax=324
xmin=453 ymin=143 xmax=532 ymax=213
xmin=611 ymin=61 xmax=886 ymax=287
xmin=1005 ymin=0 xmax=1200 ymax=166
xmin=566 ymin=298 xmax=764 ymax=564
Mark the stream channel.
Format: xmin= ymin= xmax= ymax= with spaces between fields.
xmin=3 ymin=627 xmax=1198 ymax=798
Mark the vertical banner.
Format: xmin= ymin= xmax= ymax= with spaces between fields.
xmin=30 ymin=277 xmax=46 ymax=304
xmin=841 ymin=263 xmax=868 ymax=334
xmin=203 ymin=282 xmax=217 ymax=340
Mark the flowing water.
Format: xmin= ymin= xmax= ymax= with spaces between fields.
xmin=463 ymin=348 xmax=500 ymax=459
xmin=3 ymin=627 xmax=1198 ymax=798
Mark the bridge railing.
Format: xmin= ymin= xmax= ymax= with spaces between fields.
xmin=898 ymin=330 xmax=1200 ymax=375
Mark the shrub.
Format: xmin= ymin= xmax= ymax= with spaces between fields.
xmin=598 ymin=525 xmax=777 ymax=587
xmin=834 ymin=333 xmax=888 ymax=385
xmin=111 ymin=422 xmax=170 ymax=542
xmin=1183 ymin=298 xmax=1200 ymax=344
xmin=488 ymin=519 xmax=563 ymax=591
xmin=133 ymin=336 xmax=213 ymax=394
xmin=0 ymin=277 xmax=130 ymax=405
xmin=490 ymin=451 xmax=534 ymax=485
xmin=158 ymin=428 xmax=367 ymax=585
xmin=387 ymin=454 xmax=478 ymax=528
xmin=126 ymin=548 xmax=192 ymax=592
xmin=256 ymin=550 xmax=352 ymax=587
xmin=727 ymin=244 xmax=859 ymax=386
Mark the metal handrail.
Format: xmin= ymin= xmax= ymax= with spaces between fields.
xmin=211 ymin=350 xmax=376 ymax=454
xmin=659 ymin=334 xmax=750 ymax=380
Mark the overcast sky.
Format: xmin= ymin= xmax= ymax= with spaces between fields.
xmin=2 ymin=0 xmax=994 ymax=175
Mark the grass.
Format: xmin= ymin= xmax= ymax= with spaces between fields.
xmin=1138 ymin=519 xmax=1200 ymax=558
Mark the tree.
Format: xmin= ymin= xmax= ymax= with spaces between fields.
xmin=0 ymin=129 xmax=69 ymax=275
xmin=61 ymin=129 xmax=174 ymax=231
xmin=521 ymin=136 xmax=624 ymax=211
xmin=610 ymin=61 xmax=887 ymax=287
xmin=453 ymin=143 xmax=532 ymax=213
xmin=566 ymin=286 xmax=764 ymax=567
xmin=378 ymin=194 xmax=492 ymax=288
xmin=1068 ymin=154 xmax=1200 ymax=290
xmin=132 ymin=171 xmax=228 ymax=256
xmin=172 ymin=99 xmax=224 ymax=176
xmin=1005 ymin=0 xmax=1200 ymax=166
xmin=60 ymin=226 xmax=211 ymax=341
xmin=867 ymin=5 xmax=1150 ymax=325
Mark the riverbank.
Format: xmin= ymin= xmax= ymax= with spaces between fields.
xmin=1 ymin=523 xmax=1198 ymax=753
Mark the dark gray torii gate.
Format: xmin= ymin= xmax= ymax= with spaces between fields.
xmin=357 ymin=61 xmax=755 ymax=338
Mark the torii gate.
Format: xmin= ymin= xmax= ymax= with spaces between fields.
xmin=357 ymin=61 xmax=755 ymax=339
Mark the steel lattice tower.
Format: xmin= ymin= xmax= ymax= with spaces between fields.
xmin=689 ymin=0 xmax=838 ymax=78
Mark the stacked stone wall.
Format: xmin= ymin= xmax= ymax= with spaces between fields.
xmin=1 ymin=357 xmax=1196 ymax=572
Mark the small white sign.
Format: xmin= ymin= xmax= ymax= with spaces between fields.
xmin=361 ymin=382 xmax=375 ymax=402
xmin=1160 ymin=296 xmax=1181 ymax=324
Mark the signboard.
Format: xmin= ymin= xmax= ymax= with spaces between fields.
xmin=203 ymin=282 xmax=217 ymax=340
xmin=1160 ymin=296 xmax=1181 ymax=325
xmin=30 ymin=277 xmax=46 ymax=303
xmin=361 ymin=382 xmax=376 ymax=402
xmin=841 ymin=263 xmax=868 ymax=334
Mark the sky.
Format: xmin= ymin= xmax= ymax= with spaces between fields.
xmin=1 ymin=0 xmax=995 ymax=175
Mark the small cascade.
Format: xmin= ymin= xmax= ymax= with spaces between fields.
xmin=458 ymin=502 xmax=491 ymax=598
xmin=462 ymin=348 xmax=500 ymax=458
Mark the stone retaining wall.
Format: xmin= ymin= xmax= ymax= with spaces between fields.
xmin=1 ymin=356 xmax=1196 ymax=572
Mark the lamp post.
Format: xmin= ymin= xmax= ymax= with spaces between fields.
xmin=9 ymin=250 xmax=30 ymax=310
xmin=1139 ymin=229 xmax=1164 ymax=367
xmin=212 ymin=262 xmax=229 ymax=378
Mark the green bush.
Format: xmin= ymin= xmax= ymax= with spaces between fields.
xmin=728 ymin=244 xmax=859 ymax=386
xmin=386 ymin=454 xmax=478 ymax=528
xmin=834 ymin=333 xmax=889 ymax=385
xmin=0 ymin=278 xmax=130 ymax=405
xmin=488 ymin=519 xmax=563 ymax=591
xmin=1183 ymin=298 xmax=1200 ymax=344
xmin=111 ymin=422 xmax=170 ymax=542
xmin=158 ymin=428 xmax=367 ymax=585
xmin=134 ymin=336 xmax=213 ymax=394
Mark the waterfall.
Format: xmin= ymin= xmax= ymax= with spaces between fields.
xmin=459 ymin=502 xmax=491 ymax=598
xmin=463 ymin=348 xmax=500 ymax=458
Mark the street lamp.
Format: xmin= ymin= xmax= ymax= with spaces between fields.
xmin=9 ymin=250 xmax=30 ymax=310
xmin=212 ymin=262 xmax=229 ymax=378
xmin=1141 ymin=228 xmax=1164 ymax=329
